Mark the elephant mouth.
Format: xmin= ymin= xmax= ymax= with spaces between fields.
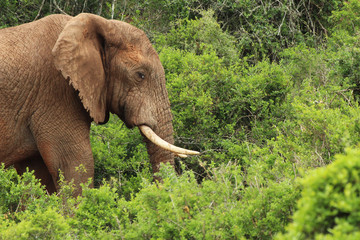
xmin=138 ymin=125 xmax=200 ymax=158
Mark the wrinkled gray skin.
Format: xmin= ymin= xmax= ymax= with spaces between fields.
xmin=0 ymin=13 xmax=174 ymax=194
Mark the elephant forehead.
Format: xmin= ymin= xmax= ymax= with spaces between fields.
xmin=120 ymin=49 xmax=146 ymax=67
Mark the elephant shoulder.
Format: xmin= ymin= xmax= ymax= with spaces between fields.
xmin=36 ymin=14 xmax=73 ymax=29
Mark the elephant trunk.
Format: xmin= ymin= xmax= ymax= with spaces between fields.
xmin=140 ymin=98 xmax=199 ymax=173
xmin=143 ymin=118 xmax=176 ymax=173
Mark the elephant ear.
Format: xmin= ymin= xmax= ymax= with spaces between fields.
xmin=52 ymin=13 xmax=112 ymax=124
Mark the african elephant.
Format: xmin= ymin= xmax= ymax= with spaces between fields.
xmin=0 ymin=13 xmax=198 ymax=194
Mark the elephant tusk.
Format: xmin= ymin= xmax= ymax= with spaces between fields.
xmin=139 ymin=125 xmax=200 ymax=157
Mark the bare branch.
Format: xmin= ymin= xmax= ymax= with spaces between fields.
xmin=120 ymin=0 xmax=127 ymax=21
xmin=82 ymin=0 xmax=88 ymax=13
xmin=111 ymin=0 xmax=116 ymax=19
xmin=277 ymin=12 xmax=287 ymax=36
xmin=53 ymin=0 xmax=69 ymax=15
xmin=34 ymin=0 xmax=46 ymax=20
xmin=97 ymin=0 xmax=104 ymax=15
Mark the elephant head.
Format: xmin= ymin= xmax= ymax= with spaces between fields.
xmin=51 ymin=13 xmax=198 ymax=173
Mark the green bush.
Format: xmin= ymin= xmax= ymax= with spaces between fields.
xmin=90 ymin=115 xmax=152 ymax=198
xmin=118 ymin=164 xmax=300 ymax=239
xmin=277 ymin=147 xmax=360 ymax=239
xmin=0 ymin=165 xmax=46 ymax=214
xmin=70 ymin=183 xmax=125 ymax=238
xmin=156 ymin=10 xmax=238 ymax=65
xmin=330 ymin=0 xmax=360 ymax=36
xmin=196 ymin=0 xmax=342 ymax=62
xmin=0 ymin=163 xmax=300 ymax=240
xmin=0 ymin=208 xmax=72 ymax=240
xmin=271 ymin=42 xmax=360 ymax=171
xmin=159 ymin=45 xmax=290 ymax=167
xmin=0 ymin=166 xmax=72 ymax=239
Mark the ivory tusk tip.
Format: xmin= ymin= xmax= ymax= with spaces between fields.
xmin=139 ymin=125 xmax=201 ymax=157
xmin=176 ymin=153 xmax=188 ymax=158
xmin=186 ymin=150 xmax=200 ymax=155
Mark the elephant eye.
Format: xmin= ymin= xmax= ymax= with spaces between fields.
xmin=137 ymin=72 xmax=145 ymax=80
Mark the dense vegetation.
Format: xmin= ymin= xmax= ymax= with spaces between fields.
xmin=1 ymin=0 xmax=360 ymax=238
